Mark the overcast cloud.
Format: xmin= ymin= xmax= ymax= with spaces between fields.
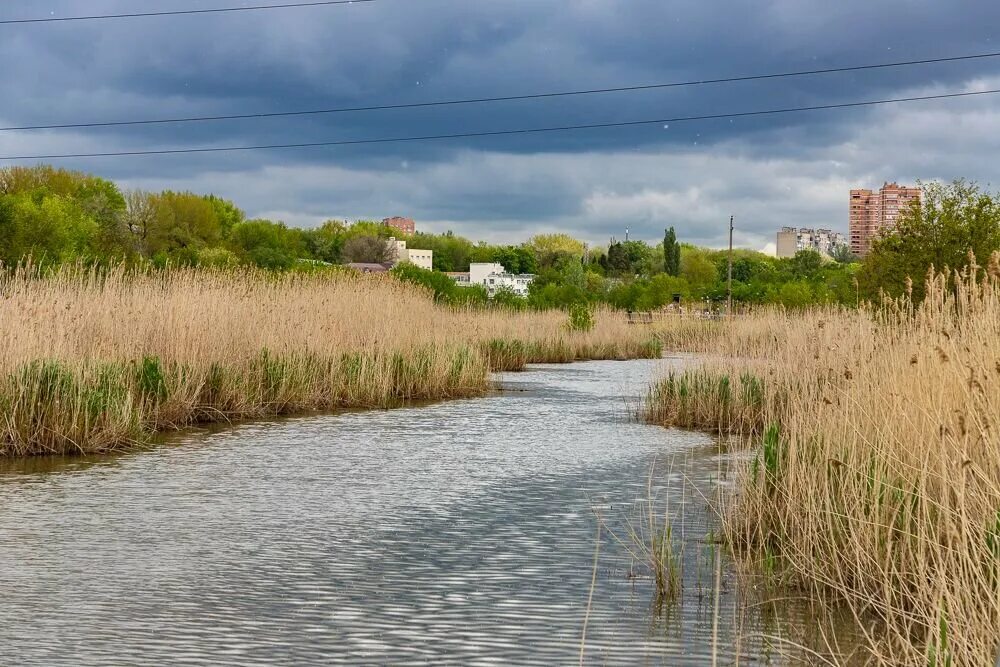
xmin=2 ymin=0 xmax=999 ymax=248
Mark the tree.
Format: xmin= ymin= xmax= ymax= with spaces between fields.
xmin=342 ymin=235 xmax=393 ymax=265
xmin=789 ymin=249 xmax=824 ymax=279
xmin=123 ymin=190 xmax=157 ymax=255
xmin=205 ymin=195 xmax=245 ymax=238
xmin=303 ymin=220 xmax=347 ymax=264
xmin=859 ymin=180 xmax=1000 ymax=301
xmin=606 ymin=242 xmax=630 ymax=275
xmin=830 ymin=243 xmax=857 ymax=264
xmin=146 ymin=191 xmax=224 ymax=264
xmin=0 ymin=193 xmax=98 ymax=265
xmin=228 ymin=219 xmax=306 ymax=270
xmin=663 ymin=227 xmax=681 ymax=276
xmin=774 ymin=281 xmax=814 ymax=308
xmin=680 ymin=247 xmax=718 ymax=294
xmin=526 ymin=233 xmax=586 ymax=269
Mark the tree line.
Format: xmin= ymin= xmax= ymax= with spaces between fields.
xmin=2 ymin=165 xmax=997 ymax=310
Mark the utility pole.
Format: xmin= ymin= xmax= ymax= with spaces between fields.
xmin=727 ymin=215 xmax=734 ymax=318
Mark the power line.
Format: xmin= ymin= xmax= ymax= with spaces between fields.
xmin=3 ymin=50 xmax=1000 ymax=132
xmin=2 ymin=87 xmax=996 ymax=161
xmin=0 ymin=0 xmax=375 ymax=25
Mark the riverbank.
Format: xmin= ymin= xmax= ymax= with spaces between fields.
xmin=644 ymin=255 xmax=1000 ymax=664
xmin=0 ymin=265 xmax=661 ymax=457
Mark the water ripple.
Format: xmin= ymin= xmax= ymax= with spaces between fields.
xmin=0 ymin=359 xmax=854 ymax=665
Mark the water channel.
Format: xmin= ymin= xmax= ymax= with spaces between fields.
xmin=0 ymin=358 xmax=855 ymax=665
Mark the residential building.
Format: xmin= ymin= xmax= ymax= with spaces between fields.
xmin=406 ymin=249 xmax=433 ymax=271
xmin=383 ymin=216 xmax=416 ymax=234
xmin=849 ymin=183 xmax=921 ymax=256
xmin=445 ymin=272 xmax=471 ymax=286
xmin=469 ymin=263 xmax=506 ymax=285
xmin=388 ymin=237 xmax=434 ymax=271
xmin=453 ymin=262 xmax=536 ymax=298
xmin=776 ymin=227 xmax=848 ymax=258
xmin=776 ymin=227 xmax=799 ymax=258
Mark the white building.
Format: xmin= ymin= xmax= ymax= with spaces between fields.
xmin=469 ymin=263 xmax=505 ymax=285
xmin=389 ymin=238 xmax=434 ymax=270
xmin=455 ymin=262 xmax=536 ymax=298
xmin=776 ymin=227 xmax=848 ymax=258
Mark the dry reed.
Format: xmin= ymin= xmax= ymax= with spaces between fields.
xmin=645 ymin=252 xmax=1000 ymax=664
xmin=0 ymin=264 xmax=661 ymax=456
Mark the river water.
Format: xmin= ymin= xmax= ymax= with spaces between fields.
xmin=0 ymin=359 xmax=853 ymax=665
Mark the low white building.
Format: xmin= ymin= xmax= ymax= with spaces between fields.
xmin=389 ymin=238 xmax=434 ymax=271
xmin=455 ymin=262 xmax=536 ymax=298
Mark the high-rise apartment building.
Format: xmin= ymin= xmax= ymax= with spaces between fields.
xmin=849 ymin=183 xmax=920 ymax=256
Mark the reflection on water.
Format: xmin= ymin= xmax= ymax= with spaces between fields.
xmin=0 ymin=358 xmax=857 ymax=665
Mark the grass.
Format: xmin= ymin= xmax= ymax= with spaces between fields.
xmin=0 ymin=263 xmax=662 ymax=456
xmin=644 ymin=252 xmax=1000 ymax=664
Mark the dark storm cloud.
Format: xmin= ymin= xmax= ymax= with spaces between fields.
xmin=1 ymin=0 xmax=999 ymax=244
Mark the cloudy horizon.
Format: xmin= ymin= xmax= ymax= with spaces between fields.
xmin=2 ymin=0 xmax=1000 ymax=250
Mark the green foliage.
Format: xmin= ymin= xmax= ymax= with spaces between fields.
xmin=859 ymin=180 xmax=1000 ymax=301
xmin=205 ymin=195 xmax=245 ymax=238
xmin=526 ymin=233 xmax=586 ymax=270
xmin=566 ymin=302 xmax=595 ymax=332
xmin=605 ymin=240 xmax=653 ymax=277
xmin=3 ymin=163 xmax=963 ymax=312
xmin=228 ymin=219 xmax=307 ymax=270
xmin=680 ymin=247 xmax=718 ymax=294
xmin=491 ymin=287 xmax=527 ymax=310
xmin=789 ymin=249 xmax=825 ymax=279
xmin=405 ymin=231 xmax=474 ymax=272
xmin=136 ymin=356 xmax=169 ymax=402
xmin=470 ymin=243 xmax=537 ymax=274
xmin=302 ymin=220 xmax=347 ymax=264
xmin=663 ymin=227 xmax=681 ymax=276
xmin=390 ymin=262 xmax=489 ymax=307
xmin=145 ymin=191 xmax=224 ymax=264
xmin=0 ymin=192 xmax=99 ymax=265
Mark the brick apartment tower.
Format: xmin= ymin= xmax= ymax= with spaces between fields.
xmin=849 ymin=183 xmax=921 ymax=256
xmin=382 ymin=216 xmax=416 ymax=235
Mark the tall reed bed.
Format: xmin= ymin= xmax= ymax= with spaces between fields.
xmin=644 ymin=253 xmax=1000 ymax=664
xmin=0 ymin=265 xmax=660 ymax=456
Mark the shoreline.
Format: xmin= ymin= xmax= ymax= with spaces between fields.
xmin=0 ymin=340 xmax=663 ymax=459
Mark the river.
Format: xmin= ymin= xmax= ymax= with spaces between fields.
xmin=0 ymin=358 xmax=854 ymax=665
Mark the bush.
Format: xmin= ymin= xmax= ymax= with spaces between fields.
xmin=566 ymin=303 xmax=595 ymax=332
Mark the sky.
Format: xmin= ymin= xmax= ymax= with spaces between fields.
xmin=1 ymin=1 xmax=999 ymax=251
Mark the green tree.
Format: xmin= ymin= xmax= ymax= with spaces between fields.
xmin=205 ymin=195 xmax=245 ymax=239
xmin=228 ymin=219 xmax=306 ymax=270
xmin=146 ymin=191 xmax=224 ymax=264
xmin=663 ymin=227 xmax=681 ymax=276
xmin=303 ymin=220 xmax=347 ymax=264
xmin=0 ymin=193 xmax=98 ymax=265
xmin=773 ymin=281 xmax=814 ymax=308
xmin=606 ymin=242 xmax=630 ymax=275
xmin=859 ymin=180 xmax=1000 ymax=301
xmin=789 ymin=249 xmax=824 ymax=279
xmin=680 ymin=247 xmax=718 ymax=295
xmin=526 ymin=233 xmax=586 ymax=269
